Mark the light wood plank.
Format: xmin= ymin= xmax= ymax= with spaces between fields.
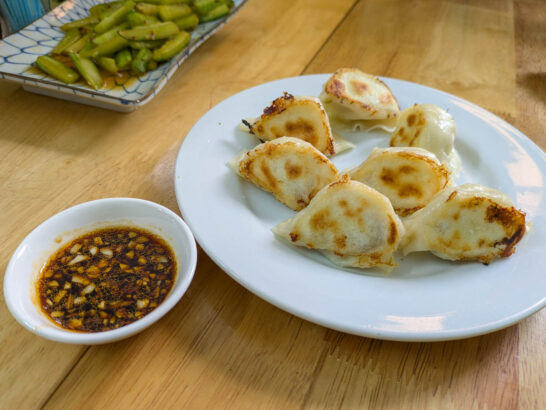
xmin=301 ymin=1 xmax=532 ymax=409
xmin=1 ymin=0 xmax=543 ymax=408
xmin=0 ymin=0 xmax=355 ymax=408
xmin=0 ymin=89 xmax=92 ymax=408
xmin=515 ymin=2 xmax=546 ymax=408
xmin=0 ymin=316 xmax=85 ymax=409
xmin=305 ymin=0 xmax=516 ymax=117
xmin=514 ymin=0 xmax=546 ymax=148
xmin=301 ymin=328 xmax=519 ymax=409
xmin=44 ymin=252 xmax=329 ymax=409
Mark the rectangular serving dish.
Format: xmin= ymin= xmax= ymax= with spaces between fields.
xmin=0 ymin=0 xmax=247 ymax=112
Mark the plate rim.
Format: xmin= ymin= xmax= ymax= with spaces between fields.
xmin=174 ymin=73 xmax=546 ymax=341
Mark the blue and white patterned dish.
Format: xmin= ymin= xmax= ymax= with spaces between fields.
xmin=0 ymin=0 xmax=247 ymax=111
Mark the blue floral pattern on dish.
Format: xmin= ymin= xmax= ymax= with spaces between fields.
xmin=0 ymin=0 xmax=247 ymax=111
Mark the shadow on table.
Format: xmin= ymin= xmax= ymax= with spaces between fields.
xmin=519 ymin=72 xmax=546 ymax=105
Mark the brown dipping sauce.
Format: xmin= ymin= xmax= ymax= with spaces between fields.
xmin=37 ymin=227 xmax=176 ymax=332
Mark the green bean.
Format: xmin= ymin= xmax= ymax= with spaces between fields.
xmin=194 ymin=0 xmax=217 ymax=16
xmin=52 ymin=29 xmax=81 ymax=54
xmin=128 ymin=39 xmax=165 ymax=49
xmin=70 ymin=53 xmax=104 ymax=89
xmin=219 ymin=0 xmax=234 ymax=8
xmin=152 ymin=30 xmax=190 ymax=61
xmin=92 ymin=22 xmax=130 ymax=45
xmin=40 ymin=0 xmax=232 ymax=88
xmin=119 ymin=22 xmax=179 ymax=41
xmin=132 ymin=48 xmax=153 ymax=75
xmin=81 ymin=34 xmax=129 ymax=58
xmin=127 ymin=12 xmax=160 ymax=27
xmin=143 ymin=15 xmax=161 ymax=24
xmin=78 ymin=25 xmax=96 ymax=35
xmin=63 ymin=33 xmax=92 ymax=54
xmin=174 ymin=13 xmax=198 ymax=31
xmin=98 ymin=1 xmax=124 ymax=19
xmin=60 ymin=16 xmax=99 ymax=31
xmin=35 ymin=56 xmax=79 ymax=83
xmin=96 ymin=56 xmax=118 ymax=74
xmin=135 ymin=3 xmax=159 ymax=16
xmin=91 ymin=0 xmax=124 ymax=17
xmin=127 ymin=11 xmax=145 ymax=26
xmin=89 ymin=3 xmax=111 ymax=17
xmin=115 ymin=49 xmax=133 ymax=70
xmin=95 ymin=1 xmax=135 ymax=34
xmin=78 ymin=40 xmax=96 ymax=55
xmin=199 ymin=3 xmax=229 ymax=22
xmin=135 ymin=0 xmax=191 ymax=4
xmin=158 ymin=4 xmax=191 ymax=21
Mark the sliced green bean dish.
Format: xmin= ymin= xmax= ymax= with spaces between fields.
xmin=36 ymin=0 xmax=235 ymax=89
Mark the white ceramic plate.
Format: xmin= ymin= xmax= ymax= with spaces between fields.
xmin=174 ymin=74 xmax=546 ymax=341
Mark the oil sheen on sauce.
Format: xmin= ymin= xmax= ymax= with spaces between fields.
xmin=37 ymin=227 xmax=176 ymax=332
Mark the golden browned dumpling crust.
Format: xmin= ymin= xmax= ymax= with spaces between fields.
xmin=349 ymin=147 xmax=450 ymax=216
xmin=320 ymin=68 xmax=400 ymax=121
xmin=229 ymin=137 xmax=339 ymax=211
xmin=273 ymin=175 xmax=405 ymax=271
xmin=248 ymin=93 xmax=336 ymax=156
xmin=401 ymin=184 xmax=526 ymax=264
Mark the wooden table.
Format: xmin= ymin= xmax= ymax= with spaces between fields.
xmin=1 ymin=0 xmax=544 ymax=408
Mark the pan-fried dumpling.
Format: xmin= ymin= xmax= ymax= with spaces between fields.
xmin=400 ymin=184 xmax=526 ymax=264
xmin=349 ymin=147 xmax=450 ymax=216
xmin=245 ymin=93 xmax=353 ymax=156
xmin=390 ymin=104 xmax=461 ymax=174
xmin=273 ymin=175 xmax=405 ymax=271
xmin=229 ymin=137 xmax=339 ymax=210
xmin=319 ymin=68 xmax=400 ymax=122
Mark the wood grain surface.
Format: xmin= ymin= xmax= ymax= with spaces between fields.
xmin=0 ymin=0 xmax=544 ymax=409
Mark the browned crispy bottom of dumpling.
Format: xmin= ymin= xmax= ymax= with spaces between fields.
xmin=443 ymin=194 xmax=526 ymax=262
xmin=248 ymin=92 xmax=336 ymax=156
xmin=401 ymin=184 xmax=526 ymax=264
